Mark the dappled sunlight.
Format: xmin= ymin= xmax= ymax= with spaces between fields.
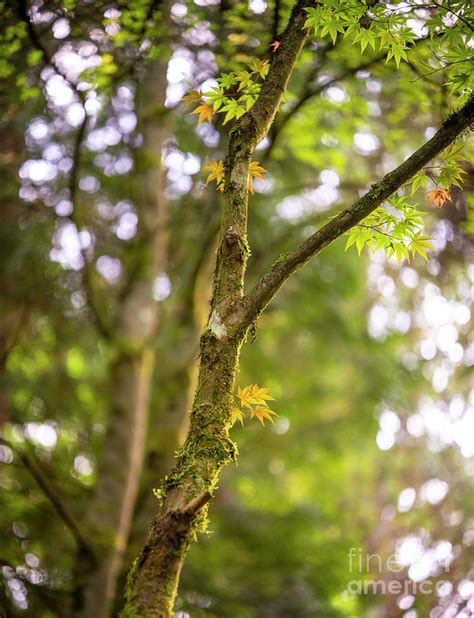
xmin=1 ymin=0 xmax=472 ymax=615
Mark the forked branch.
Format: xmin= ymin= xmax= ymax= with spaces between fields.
xmin=240 ymin=95 xmax=474 ymax=327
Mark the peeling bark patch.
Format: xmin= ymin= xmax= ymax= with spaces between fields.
xmin=208 ymin=311 xmax=227 ymax=339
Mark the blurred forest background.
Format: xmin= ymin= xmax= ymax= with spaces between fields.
xmin=0 ymin=0 xmax=473 ymax=617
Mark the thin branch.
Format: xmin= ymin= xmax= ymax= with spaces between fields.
xmin=264 ymin=34 xmax=433 ymax=161
xmin=248 ymin=209 xmax=335 ymax=281
xmin=1 ymin=438 xmax=94 ymax=560
xmin=182 ymin=491 xmax=211 ymax=517
xmin=411 ymin=57 xmax=473 ymax=82
xmin=239 ymin=96 xmax=474 ymax=327
xmin=429 ymin=1 xmax=473 ymax=32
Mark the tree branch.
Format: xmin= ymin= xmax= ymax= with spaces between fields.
xmin=272 ymin=0 xmax=281 ymax=41
xmin=239 ymin=95 xmax=474 ymax=327
xmin=67 ymin=116 xmax=112 ymax=341
xmin=232 ymin=0 xmax=314 ymax=151
xmin=181 ymin=491 xmax=211 ymax=518
xmin=211 ymin=0 xmax=314 ymax=317
xmin=1 ymin=438 xmax=94 ymax=561
xmin=263 ymin=34 xmax=433 ymax=162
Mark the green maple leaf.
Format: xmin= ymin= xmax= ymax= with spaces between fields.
xmin=409 ymin=234 xmax=434 ymax=260
xmin=217 ymin=73 xmax=237 ymax=89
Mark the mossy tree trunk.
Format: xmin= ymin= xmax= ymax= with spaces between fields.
xmin=122 ymin=3 xmax=312 ymax=615
xmin=122 ymin=0 xmax=474 ymax=610
xmin=112 ymin=197 xmax=220 ymax=615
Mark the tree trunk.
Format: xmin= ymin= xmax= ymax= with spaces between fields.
xmin=74 ymin=56 xmax=171 ymax=616
xmin=122 ymin=328 xmax=244 ymax=616
xmin=121 ymin=0 xmax=473 ymax=609
xmin=122 ymin=3 xmax=312 ymax=613
xmin=123 ymin=87 xmax=255 ymax=618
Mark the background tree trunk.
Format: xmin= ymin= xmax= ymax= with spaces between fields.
xmin=75 ymin=59 xmax=171 ymax=617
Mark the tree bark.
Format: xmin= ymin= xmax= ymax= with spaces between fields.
xmin=123 ymin=4 xmax=313 ymax=614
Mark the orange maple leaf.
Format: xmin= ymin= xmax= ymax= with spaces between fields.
xmin=427 ymin=188 xmax=452 ymax=208
xmin=237 ymin=385 xmax=257 ymax=408
xmin=180 ymin=90 xmax=202 ymax=109
xmin=191 ymin=102 xmax=214 ymax=124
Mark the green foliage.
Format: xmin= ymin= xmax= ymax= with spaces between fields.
xmin=344 ymin=194 xmax=432 ymax=263
xmin=183 ymin=59 xmax=269 ymax=126
xmin=0 ymin=17 xmax=27 ymax=79
xmin=1 ymin=0 xmax=473 ymax=615
xmin=304 ymin=0 xmax=473 ymax=77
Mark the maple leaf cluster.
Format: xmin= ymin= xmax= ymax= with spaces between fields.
xmin=180 ymin=58 xmax=270 ymax=127
xmin=202 ymin=159 xmax=267 ymax=194
xmin=247 ymin=161 xmax=267 ymax=194
xmin=181 ymin=90 xmax=214 ymax=124
xmin=231 ymin=384 xmax=277 ymax=427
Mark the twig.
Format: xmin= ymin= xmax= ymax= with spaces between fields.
xmin=411 ymin=57 xmax=473 ymax=82
xmin=429 ymin=1 xmax=473 ymax=32
xmin=359 ymin=224 xmax=394 ymax=239
xmin=263 ymin=33 xmax=433 ymax=161
xmin=182 ymin=491 xmax=212 ymax=517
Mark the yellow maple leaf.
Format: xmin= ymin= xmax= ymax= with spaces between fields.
xmin=180 ymin=90 xmax=202 ymax=109
xmin=230 ymin=408 xmax=244 ymax=426
xmin=237 ymin=385 xmax=257 ymax=408
xmin=250 ymin=406 xmax=278 ymax=426
xmin=191 ymin=102 xmax=214 ymax=124
xmin=202 ymin=160 xmax=225 ymax=190
xmin=248 ymin=384 xmax=276 ymax=406
xmin=237 ymin=384 xmax=276 ymax=407
xmin=248 ymin=161 xmax=267 ymax=194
